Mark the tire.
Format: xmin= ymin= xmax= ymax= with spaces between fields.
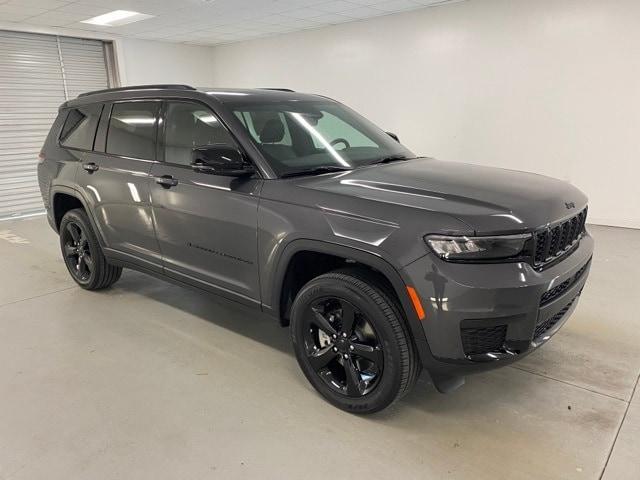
xmin=290 ymin=268 xmax=419 ymax=414
xmin=59 ymin=208 xmax=122 ymax=290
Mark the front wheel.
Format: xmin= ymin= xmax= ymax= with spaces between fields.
xmin=290 ymin=269 xmax=419 ymax=414
xmin=59 ymin=208 xmax=122 ymax=290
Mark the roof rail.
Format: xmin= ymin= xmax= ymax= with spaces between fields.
xmin=78 ymin=84 xmax=196 ymax=97
xmin=258 ymin=88 xmax=295 ymax=92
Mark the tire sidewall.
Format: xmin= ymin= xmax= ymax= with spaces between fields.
xmin=290 ymin=276 xmax=405 ymax=413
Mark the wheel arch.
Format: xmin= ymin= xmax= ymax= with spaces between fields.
xmin=50 ymin=186 xmax=106 ymax=247
xmin=268 ymin=239 xmax=432 ymax=366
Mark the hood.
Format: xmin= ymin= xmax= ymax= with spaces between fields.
xmin=296 ymin=158 xmax=588 ymax=234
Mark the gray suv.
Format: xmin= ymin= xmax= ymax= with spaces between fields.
xmin=38 ymin=85 xmax=593 ymax=413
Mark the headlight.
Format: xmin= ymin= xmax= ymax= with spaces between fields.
xmin=424 ymin=234 xmax=531 ymax=262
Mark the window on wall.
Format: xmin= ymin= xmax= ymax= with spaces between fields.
xmin=59 ymin=104 xmax=104 ymax=150
xmin=164 ymin=102 xmax=237 ymax=166
xmin=106 ymin=102 xmax=159 ymax=160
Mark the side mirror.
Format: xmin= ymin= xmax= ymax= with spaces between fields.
xmin=386 ymin=132 xmax=400 ymax=142
xmin=191 ymin=145 xmax=255 ymax=177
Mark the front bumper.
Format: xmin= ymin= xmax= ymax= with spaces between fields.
xmin=402 ymin=232 xmax=594 ymax=381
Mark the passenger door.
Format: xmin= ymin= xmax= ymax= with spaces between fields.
xmin=149 ymin=100 xmax=262 ymax=305
xmin=77 ymin=100 xmax=162 ymax=271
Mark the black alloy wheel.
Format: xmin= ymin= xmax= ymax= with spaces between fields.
xmin=290 ymin=269 xmax=419 ymax=414
xmin=303 ymin=297 xmax=384 ymax=397
xmin=59 ymin=208 xmax=122 ymax=290
xmin=61 ymin=220 xmax=94 ymax=282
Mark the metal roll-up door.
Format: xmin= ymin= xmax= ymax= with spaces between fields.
xmin=58 ymin=36 xmax=109 ymax=100
xmin=0 ymin=30 xmax=115 ymax=220
xmin=0 ymin=31 xmax=66 ymax=219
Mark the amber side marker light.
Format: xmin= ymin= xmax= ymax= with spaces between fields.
xmin=406 ymin=286 xmax=426 ymax=320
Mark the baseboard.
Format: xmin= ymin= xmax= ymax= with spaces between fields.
xmin=587 ymin=218 xmax=640 ymax=230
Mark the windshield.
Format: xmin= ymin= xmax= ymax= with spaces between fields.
xmin=226 ymin=100 xmax=415 ymax=177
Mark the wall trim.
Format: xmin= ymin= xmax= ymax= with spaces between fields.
xmin=587 ymin=219 xmax=640 ymax=230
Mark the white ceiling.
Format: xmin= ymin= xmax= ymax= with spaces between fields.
xmin=0 ymin=0 xmax=463 ymax=46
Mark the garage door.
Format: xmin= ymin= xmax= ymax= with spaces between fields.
xmin=0 ymin=30 xmax=116 ymax=220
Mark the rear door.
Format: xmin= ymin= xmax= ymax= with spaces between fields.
xmin=149 ymin=100 xmax=262 ymax=305
xmin=77 ymin=100 xmax=162 ymax=271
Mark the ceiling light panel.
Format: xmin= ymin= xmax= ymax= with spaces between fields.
xmin=81 ymin=10 xmax=154 ymax=27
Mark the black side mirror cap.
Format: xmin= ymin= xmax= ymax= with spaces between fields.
xmin=386 ymin=132 xmax=400 ymax=142
xmin=191 ymin=145 xmax=255 ymax=177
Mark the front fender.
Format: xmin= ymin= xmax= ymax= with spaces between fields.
xmin=264 ymin=237 xmax=434 ymax=368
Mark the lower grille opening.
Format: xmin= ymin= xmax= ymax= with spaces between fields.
xmin=461 ymin=325 xmax=507 ymax=356
xmin=540 ymin=259 xmax=591 ymax=306
xmin=534 ymin=294 xmax=580 ymax=339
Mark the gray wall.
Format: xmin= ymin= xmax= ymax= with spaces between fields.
xmin=118 ymin=38 xmax=215 ymax=87
xmin=210 ymin=0 xmax=640 ymax=229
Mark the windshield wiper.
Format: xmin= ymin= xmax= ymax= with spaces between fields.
xmin=280 ymin=166 xmax=352 ymax=178
xmin=368 ymin=155 xmax=412 ymax=165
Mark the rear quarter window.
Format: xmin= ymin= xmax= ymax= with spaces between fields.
xmin=59 ymin=104 xmax=104 ymax=150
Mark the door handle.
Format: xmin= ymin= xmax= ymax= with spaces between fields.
xmin=155 ymin=175 xmax=178 ymax=188
xmin=82 ymin=162 xmax=99 ymax=173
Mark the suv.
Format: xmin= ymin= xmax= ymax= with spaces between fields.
xmin=38 ymin=85 xmax=593 ymax=413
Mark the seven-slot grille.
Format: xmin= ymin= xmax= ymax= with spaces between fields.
xmin=534 ymin=208 xmax=587 ymax=266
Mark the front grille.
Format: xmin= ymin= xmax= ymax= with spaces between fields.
xmin=461 ymin=325 xmax=507 ymax=356
xmin=540 ymin=259 xmax=590 ymax=305
xmin=534 ymin=294 xmax=579 ymax=339
xmin=534 ymin=208 xmax=587 ymax=267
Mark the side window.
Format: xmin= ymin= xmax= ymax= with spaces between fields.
xmin=59 ymin=104 xmax=103 ymax=150
xmin=164 ymin=102 xmax=236 ymax=166
xmin=106 ymin=102 xmax=159 ymax=160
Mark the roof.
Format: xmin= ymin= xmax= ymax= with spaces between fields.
xmin=63 ymin=84 xmax=327 ymax=108
xmin=77 ymin=84 xmax=196 ymax=97
xmin=198 ymin=87 xmax=325 ymax=104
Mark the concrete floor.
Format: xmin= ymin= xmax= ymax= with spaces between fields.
xmin=0 ymin=217 xmax=638 ymax=480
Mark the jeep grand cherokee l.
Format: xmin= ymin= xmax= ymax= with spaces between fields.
xmin=37 ymin=85 xmax=593 ymax=413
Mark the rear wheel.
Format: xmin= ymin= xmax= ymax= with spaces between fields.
xmin=290 ymin=268 xmax=418 ymax=414
xmin=59 ymin=208 xmax=122 ymax=290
